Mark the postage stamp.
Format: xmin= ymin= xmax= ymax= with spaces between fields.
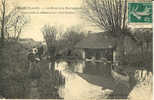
xmin=128 ymin=2 xmax=152 ymax=23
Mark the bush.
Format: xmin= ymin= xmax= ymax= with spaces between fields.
xmin=121 ymin=51 xmax=152 ymax=72
xmin=37 ymin=70 xmax=65 ymax=99
xmin=0 ymin=41 xmax=66 ymax=99
xmin=0 ymin=41 xmax=31 ymax=98
xmin=120 ymin=29 xmax=152 ymax=72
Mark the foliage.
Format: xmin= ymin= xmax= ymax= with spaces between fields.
xmin=121 ymin=51 xmax=152 ymax=71
xmin=63 ymin=28 xmax=85 ymax=48
xmin=60 ymin=28 xmax=86 ymax=57
xmin=41 ymin=25 xmax=59 ymax=58
xmin=133 ymin=28 xmax=152 ymax=50
xmin=0 ymin=41 xmax=66 ymax=98
xmin=42 ymin=25 xmax=85 ymax=59
xmin=37 ymin=70 xmax=65 ymax=99
xmin=121 ymin=29 xmax=152 ymax=72
xmin=83 ymin=0 xmax=152 ymax=69
xmin=82 ymin=0 xmax=135 ymax=62
xmin=41 ymin=25 xmax=61 ymax=71
xmin=0 ymin=41 xmax=31 ymax=98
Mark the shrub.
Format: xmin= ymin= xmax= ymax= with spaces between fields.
xmin=121 ymin=50 xmax=152 ymax=72
xmin=37 ymin=70 xmax=65 ymax=99
xmin=0 ymin=41 xmax=31 ymax=98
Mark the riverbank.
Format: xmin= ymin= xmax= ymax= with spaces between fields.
xmin=56 ymin=61 xmax=131 ymax=100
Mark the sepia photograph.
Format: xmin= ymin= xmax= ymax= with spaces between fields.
xmin=0 ymin=0 xmax=153 ymax=100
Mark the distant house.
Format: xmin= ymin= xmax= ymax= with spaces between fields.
xmin=75 ymin=32 xmax=117 ymax=62
xmin=75 ymin=32 xmax=117 ymax=75
xmin=74 ymin=31 xmax=139 ymax=75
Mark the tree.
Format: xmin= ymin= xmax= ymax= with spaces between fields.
xmin=82 ymin=0 xmax=137 ymax=62
xmin=62 ymin=27 xmax=85 ymax=56
xmin=83 ymin=0 xmax=152 ymax=72
xmin=6 ymin=8 xmax=28 ymax=40
xmin=133 ymin=28 xmax=152 ymax=52
xmin=0 ymin=0 xmax=7 ymax=43
xmin=41 ymin=25 xmax=60 ymax=71
xmin=83 ymin=0 xmax=128 ymax=33
xmin=63 ymin=27 xmax=85 ymax=48
xmin=0 ymin=0 xmax=29 ymax=41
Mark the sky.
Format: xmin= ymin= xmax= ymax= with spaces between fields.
xmin=8 ymin=0 xmax=152 ymax=41
xmin=7 ymin=0 xmax=101 ymax=41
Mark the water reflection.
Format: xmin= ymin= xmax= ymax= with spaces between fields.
xmin=55 ymin=60 xmax=114 ymax=100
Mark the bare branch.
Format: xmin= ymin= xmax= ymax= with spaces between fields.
xmin=82 ymin=0 xmax=128 ymax=35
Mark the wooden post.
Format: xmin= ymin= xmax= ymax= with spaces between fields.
xmin=113 ymin=50 xmax=116 ymax=63
xmin=82 ymin=49 xmax=86 ymax=59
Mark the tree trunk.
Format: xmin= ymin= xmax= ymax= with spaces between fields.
xmin=1 ymin=0 xmax=6 ymax=42
xmin=51 ymin=60 xmax=55 ymax=71
xmin=50 ymin=57 xmax=56 ymax=72
xmin=115 ymin=35 xmax=125 ymax=63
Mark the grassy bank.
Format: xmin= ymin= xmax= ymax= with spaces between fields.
xmin=0 ymin=41 xmax=65 ymax=99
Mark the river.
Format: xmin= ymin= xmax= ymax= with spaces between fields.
xmin=55 ymin=61 xmax=115 ymax=100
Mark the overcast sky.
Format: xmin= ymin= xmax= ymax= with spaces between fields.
xmin=8 ymin=0 xmax=152 ymax=41
xmin=7 ymin=0 xmax=101 ymax=41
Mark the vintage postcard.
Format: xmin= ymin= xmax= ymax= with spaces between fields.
xmin=0 ymin=0 xmax=153 ymax=100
